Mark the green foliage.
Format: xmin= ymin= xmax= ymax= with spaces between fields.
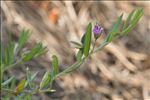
xmin=70 ymin=41 xmax=82 ymax=49
xmin=52 ymin=55 xmax=59 ymax=76
xmin=23 ymin=42 xmax=47 ymax=62
xmin=1 ymin=8 xmax=143 ymax=99
xmin=83 ymin=23 xmax=92 ymax=57
xmin=76 ymin=49 xmax=83 ymax=61
xmin=95 ymin=8 xmax=143 ymax=52
xmin=18 ymin=29 xmax=31 ymax=50
xmin=105 ymin=14 xmax=123 ymax=42
xmin=25 ymin=69 xmax=38 ymax=88
xmin=4 ymin=42 xmax=15 ymax=66
xmin=2 ymin=76 xmax=14 ymax=87
xmin=1 ymin=30 xmax=48 ymax=99
xmin=123 ymin=10 xmax=134 ymax=30
xmin=75 ymin=33 xmax=86 ymax=61
xmin=40 ymin=71 xmax=51 ymax=89
xmin=14 ymin=79 xmax=26 ymax=95
xmin=121 ymin=8 xmax=143 ymax=35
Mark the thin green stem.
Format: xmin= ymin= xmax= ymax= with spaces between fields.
xmin=55 ymin=59 xmax=84 ymax=78
xmin=55 ymin=39 xmax=100 ymax=79
xmin=94 ymin=42 xmax=109 ymax=53
xmin=2 ymin=88 xmax=14 ymax=93
xmin=91 ymin=39 xmax=97 ymax=54
xmin=3 ymin=59 xmax=23 ymax=71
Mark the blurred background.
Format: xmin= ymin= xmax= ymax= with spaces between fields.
xmin=1 ymin=1 xmax=150 ymax=100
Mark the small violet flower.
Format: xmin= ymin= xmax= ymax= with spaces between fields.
xmin=93 ymin=23 xmax=103 ymax=39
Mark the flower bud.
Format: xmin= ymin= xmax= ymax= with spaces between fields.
xmin=93 ymin=23 xmax=103 ymax=39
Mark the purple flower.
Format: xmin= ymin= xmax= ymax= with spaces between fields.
xmin=93 ymin=23 xmax=103 ymax=39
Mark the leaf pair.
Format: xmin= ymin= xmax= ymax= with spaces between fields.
xmin=95 ymin=8 xmax=143 ymax=53
xmin=122 ymin=8 xmax=143 ymax=35
xmin=105 ymin=8 xmax=143 ymax=43
xmin=40 ymin=55 xmax=59 ymax=89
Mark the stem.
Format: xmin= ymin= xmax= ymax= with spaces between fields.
xmin=3 ymin=59 xmax=23 ymax=71
xmin=93 ymin=41 xmax=109 ymax=53
xmin=55 ymin=59 xmax=84 ymax=78
xmin=2 ymin=37 xmax=109 ymax=96
xmin=2 ymin=88 xmax=14 ymax=93
xmin=55 ymin=39 xmax=99 ymax=79
xmin=89 ymin=39 xmax=97 ymax=56
xmin=91 ymin=39 xmax=97 ymax=53
xmin=39 ymin=88 xmax=55 ymax=93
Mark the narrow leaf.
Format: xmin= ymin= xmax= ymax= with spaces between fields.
xmin=76 ymin=49 xmax=83 ymax=61
xmin=110 ymin=14 xmax=123 ymax=34
xmin=83 ymin=23 xmax=92 ymax=57
xmin=23 ymin=42 xmax=47 ymax=61
xmin=25 ymin=69 xmax=38 ymax=88
xmin=70 ymin=41 xmax=82 ymax=49
xmin=81 ymin=33 xmax=86 ymax=44
xmin=40 ymin=71 xmax=51 ymax=89
xmin=2 ymin=77 xmax=14 ymax=87
xmin=122 ymin=8 xmax=143 ymax=35
xmin=106 ymin=14 xmax=123 ymax=42
xmin=14 ymin=79 xmax=26 ymax=95
xmin=123 ymin=10 xmax=135 ymax=30
xmin=4 ymin=42 xmax=15 ymax=65
xmin=52 ymin=55 xmax=59 ymax=76
xmin=18 ymin=30 xmax=30 ymax=49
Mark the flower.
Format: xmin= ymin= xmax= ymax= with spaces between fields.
xmin=93 ymin=23 xmax=103 ymax=39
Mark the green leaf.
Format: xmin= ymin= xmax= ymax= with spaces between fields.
xmin=70 ymin=41 xmax=83 ymax=49
xmin=34 ymin=46 xmax=48 ymax=57
xmin=14 ymin=79 xmax=26 ymax=95
xmin=10 ymin=78 xmax=16 ymax=90
xmin=25 ymin=68 xmax=38 ymax=88
xmin=106 ymin=14 xmax=123 ymax=42
xmin=74 ymin=33 xmax=86 ymax=61
xmin=76 ymin=48 xmax=83 ymax=61
xmin=83 ymin=23 xmax=92 ymax=57
xmin=122 ymin=8 xmax=143 ymax=35
xmin=18 ymin=30 xmax=30 ymax=49
xmin=40 ymin=71 xmax=51 ymax=89
xmin=2 ymin=76 xmax=15 ymax=87
xmin=110 ymin=14 xmax=123 ymax=34
xmin=52 ymin=55 xmax=59 ymax=76
xmin=25 ymin=94 xmax=32 ymax=100
xmin=105 ymin=32 xmax=114 ymax=43
xmin=131 ymin=8 xmax=143 ymax=24
xmin=23 ymin=42 xmax=47 ymax=61
xmin=123 ymin=10 xmax=135 ymax=30
xmin=81 ymin=33 xmax=86 ymax=44
xmin=4 ymin=42 xmax=15 ymax=65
